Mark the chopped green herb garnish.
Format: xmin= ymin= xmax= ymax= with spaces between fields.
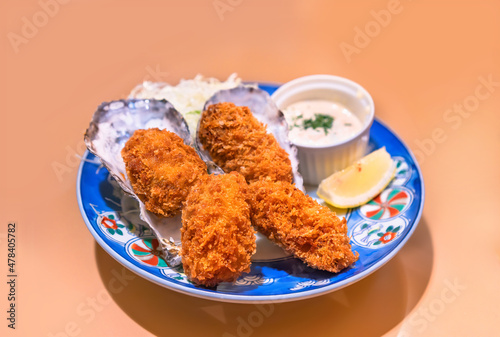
xmin=186 ymin=110 xmax=201 ymax=115
xmin=289 ymin=115 xmax=304 ymax=129
xmin=301 ymin=113 xmax=334 ymax=134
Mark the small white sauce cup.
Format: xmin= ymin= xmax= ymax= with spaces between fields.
xmin=271 ymin=74 xmax=374 ymax=185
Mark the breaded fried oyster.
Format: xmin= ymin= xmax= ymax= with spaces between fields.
xmin=198 ymin=102 xmax=293 ymax=184
xmin=121 ymin=128 xmax=207 ymax=217
xmin=181 ymin=172 xmax=256 ymax=287
xmin=248 ymin=178 xmax=358 ymax=273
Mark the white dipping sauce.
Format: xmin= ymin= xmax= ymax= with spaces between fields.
xmin=283 ymin=99 xmax=363 ymax=146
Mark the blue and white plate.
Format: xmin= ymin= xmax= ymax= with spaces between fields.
xmin=77 ymin=84 xmax=424 ymax=303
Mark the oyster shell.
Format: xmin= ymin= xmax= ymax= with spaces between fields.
xmin=196 ymin=86 xmax=304 ymax=190
xmin=84 ymin=99 xmax=191 ymax=267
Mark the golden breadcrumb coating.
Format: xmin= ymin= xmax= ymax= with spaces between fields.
xmin=248 ymin=178 xmax=358 ymax=273
xmin=121 ymin=128 xmax=207 ymax=217
xmin=181 ymin=172 xmax=256 ymax=287
xmin=198 ymin=102 xmax=293 ymax=184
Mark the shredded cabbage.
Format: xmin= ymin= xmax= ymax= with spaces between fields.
xmin=129 ymin=74 xmax=243 ymax=138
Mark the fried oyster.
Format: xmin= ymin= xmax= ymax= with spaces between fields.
xmin=121 ymin=128 xmax=207 ymax=217
xmin=181 ymin=172 xmax=256 ymax=287
xmin=198 ymin=102 xmax=293 ymax=184
xmin=248 ymin=178 xmax=358 ymax=273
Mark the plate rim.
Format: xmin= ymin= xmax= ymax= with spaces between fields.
xmin=77 ymin=95 xmax=425 ymax=304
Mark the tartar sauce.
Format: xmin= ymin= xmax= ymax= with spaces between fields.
xmin=283 ymin=100 xmax=363 ymax=146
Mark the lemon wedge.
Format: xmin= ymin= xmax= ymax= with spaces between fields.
xmin=317 ymin=147 xmax=396 ymax=208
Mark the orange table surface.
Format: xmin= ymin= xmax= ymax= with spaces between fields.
xmin=1 ymin=1 xmax=499 ymax=336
